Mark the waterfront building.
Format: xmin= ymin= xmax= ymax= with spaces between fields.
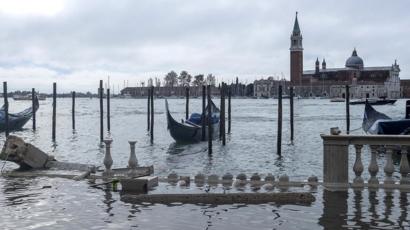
xmin=121 ymin=86 xmax=219 ymax=98
xmin=253 ymin=77 xmax=290 ymax=98
xmin=290 ymin=13 xmax=401 ymax=99
xmin=400 ymin=79 xmax=410 ymax=98
xmin=120 ymin=76 xmax=253 ymax=98
xmin=120 ymin=84 xmax=252 ymax=98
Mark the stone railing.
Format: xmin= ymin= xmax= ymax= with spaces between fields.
xmin=321 ymin=133 xmax=410 ymax=189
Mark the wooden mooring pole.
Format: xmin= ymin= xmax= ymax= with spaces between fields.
xmin=277 ymin=85 xmax=282 ymax=156
xmin=201 ymin=85 xmax=206 ymax=141
xmin=219 ymin=85 xmax=223 ymax=140
xmin=3 ymin=82 xmax=9 ymax=137
xmin=345 ymin=85 xmax=350 ymax=134
xmin=185 ymin=87 xmax=189 ymax=120
xmin=290 ymin=86 xmax=294 ymax=143
xmin=150 ymin=86 xmax=154 ymax=144
xmin=72 ymin=91 xmax=75 ymax=130
xmin=147 ymin=88 xmax=150 ymax=132
xmin=32 ymin=88 xmax=36 ymax=131
xmin=222 ymin=83 xmax=226 ymax=146
xmin=107 ymin=88 xmax=110 ymax=132
xmin=99 ymin=80 xmax=103 ymax=143
xmin=52 ymin=82 xmax=57 ymax=141
xmin=207 ymin=85 xmax=212 ymax=154
xmin=228 ymin=85 xmax=231 ymax=134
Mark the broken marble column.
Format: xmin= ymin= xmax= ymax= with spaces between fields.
xmin=0 ymin=135 xmax=95 ymax=172
xmin=103 ymin=138 xmax=113 ymax=176
xmin=128 ymin=140 xmax=138 ymax=177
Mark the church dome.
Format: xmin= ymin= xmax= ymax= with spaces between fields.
xmin=345 ymin=49 xmax=364 ymax=69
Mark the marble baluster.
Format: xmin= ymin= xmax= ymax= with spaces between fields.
xmin=399 ymin=146 xmax=410 ymax=185
xmin=128 ymin=140 xmax=138 ymax=177
xmin=368 ymin=145 xmax=379 ymax=185
xmin=103 ymin=138 xmax=113 ymax=176
xmin=353 ymin=144 xmax=364 ymax=187
xmin=384 ymin=146 xmax=395 ymax=185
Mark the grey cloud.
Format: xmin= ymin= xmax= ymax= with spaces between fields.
xmin=0 ymin=0 xmax=409 ymax=92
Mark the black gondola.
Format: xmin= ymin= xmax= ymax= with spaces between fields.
xmin=165 ymin=99 xmax=219 ymax=143
xmin=362 ymin=100 xmax=410 ymax=134
xmin=350 ymin=98 xmax=396 ymax=105
xmin=0 ymin=96 xmax=39 ymax=132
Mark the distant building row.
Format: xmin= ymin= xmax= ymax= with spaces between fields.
xmin=120 ymin=83 xmax=254 ymax=98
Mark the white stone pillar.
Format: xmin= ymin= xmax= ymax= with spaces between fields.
xmin=103 ymin=138 xmax=113 ymax=176
xmin=128 ymin=140 xmax=138 ymax=177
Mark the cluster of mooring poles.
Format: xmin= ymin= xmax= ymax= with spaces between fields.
xmin=69 ymin=80 xmax=114 ymax=143
xmin=97 ymin=80 xmax=113 ymax=143
xmin=1 ymin=80 xmax=115 ymax=143
xmin=179 ymin=84 xmax=233 ymax=155
xmin=276 ymin=85 xmax=295 ymax=156
xmin=1 ymin=81 xmax=350 ymax=151
xmin=72 ymin=79 xmax=113 ymax=143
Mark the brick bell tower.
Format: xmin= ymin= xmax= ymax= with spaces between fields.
xmin=290 ymin=12 xmax=303 ymax=86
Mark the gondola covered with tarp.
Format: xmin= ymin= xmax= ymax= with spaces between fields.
xmin=362 ymin=101 xmax=410 ymax=134
xmin=0 ymin=96 xmax=39 ymax=132
xmin=165 ymin=99 xmax=219 ymax=143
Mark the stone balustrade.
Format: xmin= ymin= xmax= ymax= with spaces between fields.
xmin=321 ymin=133 xmax=410 ymax=189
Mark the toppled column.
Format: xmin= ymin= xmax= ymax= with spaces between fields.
xmin=1 ymin=135 xmax=95 ymax=172
xmin=1 ymin=135 xmax=49 ymax=169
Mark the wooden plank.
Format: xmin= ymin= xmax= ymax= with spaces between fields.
xmin=121 ymin=192 xmax=315 ymax=204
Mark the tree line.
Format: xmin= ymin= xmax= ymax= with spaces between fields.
xmin=162 ymin=71 xmax=216 ymax=87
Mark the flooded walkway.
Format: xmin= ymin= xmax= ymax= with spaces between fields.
xmin=1 ymin=98 xmax=409 ymax=229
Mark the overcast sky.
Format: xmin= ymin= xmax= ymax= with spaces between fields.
xmin=0 ymin=0 xmax=409 ymax=93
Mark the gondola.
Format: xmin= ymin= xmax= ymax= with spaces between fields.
xmin=165 ymin=99 xmax=219 ymax=143
xmin=0 ymin=96 xmax=39 ymax=132
xmin=13 ymin=94 xmax=46 ymax=101
xmin=350 ymin=98 xmax=396 ymax=105
xmin=362 ymin=101 xmax=410 ymax=134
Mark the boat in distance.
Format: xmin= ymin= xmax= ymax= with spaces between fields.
xmin=350 ymin=98 xmax=396 ymax=105
xmin=330 ymin=98 xmax=345 ymax=102
xmin=0 ymin=96 xmax=39 ymax=132
xmin=165 ymin=99 xmax=219 ymax=143
xmin=13 ymin=94 xmax=46 ymax=101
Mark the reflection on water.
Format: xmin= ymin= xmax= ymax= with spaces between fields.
xmin=317 ymin=189 xmax=410 ymax=229
xmin=319 ymin=190 xmax=348 ymax=228
xmin=0 ymin=175 xmax=410 ymax=229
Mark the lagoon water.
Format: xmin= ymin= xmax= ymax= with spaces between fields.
xmin=0 ymin=98 xmax=409 ymax=229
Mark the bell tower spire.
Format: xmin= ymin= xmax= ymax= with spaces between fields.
xmin=290 ymin=11 xmax=303 ymax=51
xmin=290 ymin=12 xmax=303 ymax=86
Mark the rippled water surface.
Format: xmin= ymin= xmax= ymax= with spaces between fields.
xmin=0 ymin=98 xmax=409 ymax=229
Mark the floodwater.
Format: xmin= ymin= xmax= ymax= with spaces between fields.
xmin=0 ymin=98 xmax=409 ymax=229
